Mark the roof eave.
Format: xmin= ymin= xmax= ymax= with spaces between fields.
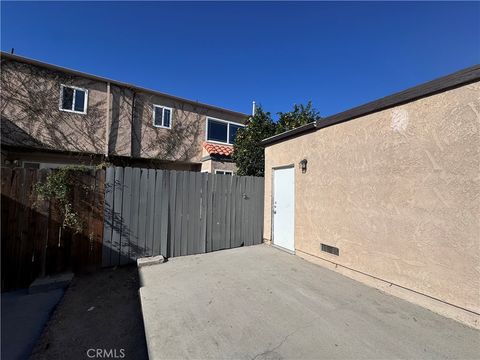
xmin=262 ymin=64 xmax=480 ymax=147
xmin=0 ymin=52 xmax=249 ymax=119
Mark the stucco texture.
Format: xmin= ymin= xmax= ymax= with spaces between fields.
xmin=1 ymin=59 xmax=246 ymax=166
xmin=263 ymin=82 xmax=480 ymax=319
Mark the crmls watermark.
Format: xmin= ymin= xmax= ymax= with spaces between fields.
xmin=86 ymin=349 xmax=126 ymax=359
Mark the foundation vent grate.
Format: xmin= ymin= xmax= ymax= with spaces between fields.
xmin=321 ymin=243 xmax=339 ymax=256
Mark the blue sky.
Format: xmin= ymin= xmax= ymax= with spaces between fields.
xmin=1 ymin=2 xmax=479 ymax=117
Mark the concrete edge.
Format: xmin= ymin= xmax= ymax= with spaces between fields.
xmin=138 ymin=287 xmax=154 ymax=360
xmin=296 ymin=249 xmax=480 ymax=330
xmin=137 ymin=255 xmax=165 ymax=268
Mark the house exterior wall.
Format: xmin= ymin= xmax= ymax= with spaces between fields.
xmin=1 ymin=59 xmax=108 ymax=155
xmin=1 ymin=56 xmax=246 ymax=169
xmin=263 ymin=82 xmax=480 ymax=327
xmin=210 ymin=159 xmax=237 ymax=173
xmin=200 ymin=159 xmax=237 ymax=173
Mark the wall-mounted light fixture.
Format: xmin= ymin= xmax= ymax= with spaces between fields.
xmin=299 ymin=159 xmax=308 ymax=173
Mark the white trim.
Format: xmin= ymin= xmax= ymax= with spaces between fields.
xmin=59 ymin=84 xmax=88 ymax=114
xmin=205 ymin=116 xmax=245 ymax=145
xmin=152 ymin=104 xmax=173 ymax=129
xmin=214 ymin=169 xmax=234 ymax=175
xmin=270 ymin=164 xmax=297 ymax=255
xmin=271 ymin=164 xmax=295 ymax=249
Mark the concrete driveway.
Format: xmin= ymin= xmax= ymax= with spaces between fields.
xmin=139 ymin=245 xmax=479 ymax=360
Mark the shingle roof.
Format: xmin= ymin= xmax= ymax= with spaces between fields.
xmin=203 ymin=142 xmax=234 ymax=157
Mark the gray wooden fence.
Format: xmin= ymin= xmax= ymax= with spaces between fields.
xmin=102 ymin=167 xmax=264 ymax=266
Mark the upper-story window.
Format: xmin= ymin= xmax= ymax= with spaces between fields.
xmin=206 ymin=117 xmax=244 ymax=145
xmin=59 ymin=85 xmax=88 ymax=114
xmin=153 ymin=105 xmax=172 ymax=129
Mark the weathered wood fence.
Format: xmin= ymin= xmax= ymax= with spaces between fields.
xmin=102 ymin=167 xmax=264 ymax=266
xmin=1 ymin=168 xmax=104 ymax=291
xmin=1 ymin=166 xmax=264 ymax=290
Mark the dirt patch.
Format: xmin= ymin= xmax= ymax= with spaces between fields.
xmin=30 ymin=265 xmax=148 ymax=360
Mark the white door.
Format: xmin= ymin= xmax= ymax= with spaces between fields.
xmin=273 ymin=167 xmax=295 ymax=251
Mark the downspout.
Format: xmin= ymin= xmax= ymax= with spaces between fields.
xmin=105 ymin=82 xmax=111 ymax=159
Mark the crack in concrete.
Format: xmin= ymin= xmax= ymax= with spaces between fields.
xmin=251 ymin=323 xmax=313 ymax=360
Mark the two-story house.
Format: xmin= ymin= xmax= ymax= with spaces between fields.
xmin=0 ymin=52 xmax=248 ymax=173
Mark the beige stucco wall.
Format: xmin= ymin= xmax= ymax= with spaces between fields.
xmin=264 ymin=82 xmax=480 ymax=325
xmin=211 ymin=159 xmax=237 ymax=173
xmin=200 ymin=159 xmax=237 ymax=173
xmin=1 ymin=58 xmax=246 ymax=165
xmin=128 ymin=92 xmax=245 ymax=163
xmin=1 ymin=60 xmax=108 ymax=155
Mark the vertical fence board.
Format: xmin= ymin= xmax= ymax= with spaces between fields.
xmin=153 ymin=170 xmax=163 ymax=256
xmin=180 ymin=172 xmax=188 ymax=256
xmin=257 ymin=177 xmax=264 ymax=244
xmin=160 ymin=171 xmax=169 ymax=256
xmin=193 ymin=172 xmax=202 ymax=254
xmin=145 ymin=169 xmax=156 ymax=257
xmin=129 ymin=168 xmax=141 ymax=260
xmin=110 ymin=167 xmax=124 ymax=266
xmin=168 ymin=171 xmax=177 ymax=258
xmin=229 ymin=176 xmax=237 ymax=248
xmin=217 ymin=175 xmax=225 ymax=251
xmin=1 ymin=168 xmax=11 ymax=290
xmin=84 ymin=172 xmax=95 ymax=268
xmin=70 ymin=172 xmax=83 ymax=271
xmin=92 ymin=169 xmax=105 ymax=266
xmin=120 ymin=167 xmax=132 ymax=265
xmin=102 ymin=167 xmax=115 ymax=267
xmin=137 ymin=169 xmax=149 ymax=258
xmin=205 ymin=174 xmax=214 ymax=253
xmin=246 ymin=177 xmax=253 ymax=247
xmin=185 ymin=173 xmax=194 ymax=255
xmin=199 ymin=173 xmax=208 ymax=254
xmin=15 ymin=169 xmax=27 ymax=286
xmin=225 ymin=176 xmax=232 ymax=249
xmin=251 ymin=177 xmax=258 ymax=245
xmin=220 ymin=176 xmax=228 ymax=249
xmin=211 ymin=174 xmax=220 ymax=251
xmin=24 ymin=169 xmax=38 ymax=283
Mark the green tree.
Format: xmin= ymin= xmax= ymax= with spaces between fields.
xmin=276 ymin=101 xmax=321 ymax=134
xmin=233 ymin=107 xmax=276 ymax=177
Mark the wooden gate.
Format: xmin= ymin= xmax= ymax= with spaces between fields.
xmin=102 ymin=167 xmax=264 ymax=266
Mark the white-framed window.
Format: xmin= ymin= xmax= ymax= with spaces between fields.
xmin=206 ymin=117 xmax=244 ymax=145
xmin=153 ymin=105 xmax=173 ymax=129
xmin=59 ymin=85 xmax=88 ymax=114
xmin=215 ymin=170 xmax=234 ymax=175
